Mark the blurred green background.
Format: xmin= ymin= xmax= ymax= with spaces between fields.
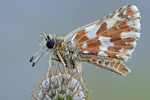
xmin=0 ymin=0 xmax=149 ymax=100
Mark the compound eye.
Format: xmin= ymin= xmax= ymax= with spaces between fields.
xmin=46 ymin=39 xmax=55 ymax=49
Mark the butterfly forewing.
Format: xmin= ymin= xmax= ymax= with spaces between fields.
xmin=65 ymin=5 xmax=141 ymax=76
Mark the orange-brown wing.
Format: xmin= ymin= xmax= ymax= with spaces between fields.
xmin=65 ymin=5 xmax=141 ymax=76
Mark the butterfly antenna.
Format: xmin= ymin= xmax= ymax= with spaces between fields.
xmin=32 ymin=50 xmax=44 ymax=67
xmin=30 ymin=46 xmax=45 ymax=62
xmin=30 ymin=52 xmax=39 ymax=62
xmin=30 ymin=45 xmax=46 ymax=66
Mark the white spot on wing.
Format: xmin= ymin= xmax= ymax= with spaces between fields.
xmin=98 ymin=36 xmax=115 ymax=51
xmin=105 ymin=19 xmax=116 ymax=29
xmin=123 ymin=55 xmax=129 ymax=61
xmin=85 ymin=24 xmax=101 ymax=39
xmin=85 ymin=24 xmax=96 ymax=31
xmin=121 ymin=32 xmax=140 ymax=39
xmin=119 ymin=48 xmax=124 ymax=52
xmin=130 ymin=41 xmax=137 ymax=47
xmin=134 ymin=12 xmax=140 ymax=18
xmin=123 ymin=10 xmax=127 ymax=15
xmin=126 ymin=6 xmax=141 ymax=30
xmin=112 ymin=12 xmax=120 ymax=18
xmin=130 ymin=5 xmax=139 ymax=15
xmin=127 ymin=19 xmax=141 ymax=29
xmin=98 ymin=51 xmax=109 ymax=57
xmin=81 ymin=51 xmax=89 ymax=53
xmin=82 ymin=42 xmax=87 ymax=48
xmin=71 ymin=33 xmax=77 ymax=45
xmin=99 ymin=46 xmax=108 ymax=51
xmin=116 ymin=26 xmax=119 ymax=29
xmin=126 ymin=49 xmax=134 ymax=56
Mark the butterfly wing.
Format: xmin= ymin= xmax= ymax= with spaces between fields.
xmin=64 ymin=5 xmax=141 ymax=76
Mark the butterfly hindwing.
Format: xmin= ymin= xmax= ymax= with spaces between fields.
xmin=79 ymin=54 xmax=131 ymax=76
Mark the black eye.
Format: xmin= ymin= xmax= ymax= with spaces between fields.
xmin=46 ymin=39 xmax=55 ymax=49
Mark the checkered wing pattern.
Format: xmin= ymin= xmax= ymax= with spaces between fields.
xmin=65 ymin=5 xmax=141 ymax=76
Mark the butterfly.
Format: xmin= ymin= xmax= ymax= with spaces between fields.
xmin=30 ymin=5 xmax=141 ymax=76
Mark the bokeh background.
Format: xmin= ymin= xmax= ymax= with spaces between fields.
xmin=0 ymin=0 xmax=149 ymax=100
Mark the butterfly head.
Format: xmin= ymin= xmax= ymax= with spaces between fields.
xmin=40 ymin=33 xmax=55 ymax=49
xmin=30 ymin=33 xmax=56 ymax=67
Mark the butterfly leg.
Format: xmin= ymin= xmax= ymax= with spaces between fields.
xmin=74 ymin=60 xmax=89 ymax=93
xmin=46 ymin=58 xmax=52 ymax=79
xmin=56 ymin=49 xmax=67 ymax=73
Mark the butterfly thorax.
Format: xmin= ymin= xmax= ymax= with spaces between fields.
xmin=56 ymin=37 xmax=80 ymax=69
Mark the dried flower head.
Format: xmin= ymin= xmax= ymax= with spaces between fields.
xmin=30 ymin=62 xmax=91 ymax=100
